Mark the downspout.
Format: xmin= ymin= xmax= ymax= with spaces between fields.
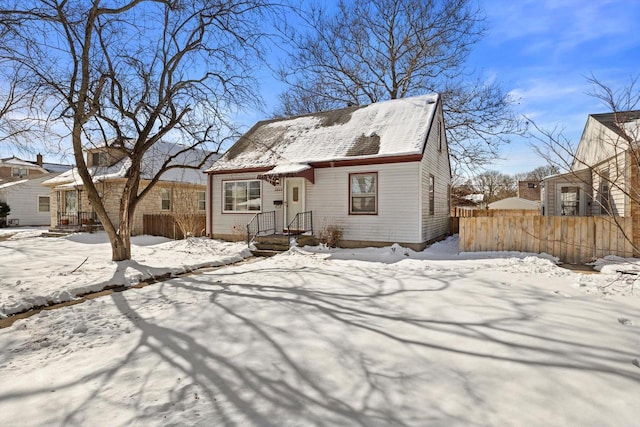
xmin=207 ymin=172 xmax=213 ymax=238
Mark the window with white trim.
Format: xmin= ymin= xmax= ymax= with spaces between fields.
xmin=38 ymin=196 xmax=50 ymax=213
xmin=223 ymin=180 xmax=261 ymax=212
xmin=11 ymin=167 xmax=28 ymax=178
xmin=160 ymin=188 xmax=171 ymax=211
xmin=198 ymin=191 xmax=206 ymax=211
xmin=560 ymin=186 xmax=580 ymax=216
xmin=350 ymin=173 xmax=377 ymax=214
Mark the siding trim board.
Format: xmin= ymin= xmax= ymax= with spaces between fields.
xmin=206 ymin=154 xmax=424 ymax=175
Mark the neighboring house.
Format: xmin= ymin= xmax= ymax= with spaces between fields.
xmin=0 ymin=176 xmax=55 ymax=226
xmin=0 ymin=155 xmax=72 ymax=226
xmin=43 ymin=141 xmax=216 ymax=234
xmin=541 ymin=110 xmax=640 ymax=218
xmin=517 ymin=180 xmax=541 ymax=201
xmin=0 ymin=154 xmax=70 ymax=183
xmin=488 ymin=197 xmax=540 ymax=210
xmin=206 ymin=94 xmax=452 ymax=250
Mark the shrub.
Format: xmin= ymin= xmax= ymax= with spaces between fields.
xmin=318 ymin=225 xmax=343 ymax=248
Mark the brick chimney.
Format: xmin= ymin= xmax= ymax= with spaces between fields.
xmin=36 ymin=153 xmax=43 ymax=166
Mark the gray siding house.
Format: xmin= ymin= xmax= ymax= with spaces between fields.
xmin=206 ymin=94 xmax=451 ymax=250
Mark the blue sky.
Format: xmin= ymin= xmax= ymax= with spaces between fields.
xmin=467 ymin=0 xmax=640 ymax=174
xmin=3 ymin=0 xmax=640 ymax=177
xmin=233 ymin=0 xmax=640 ymax=176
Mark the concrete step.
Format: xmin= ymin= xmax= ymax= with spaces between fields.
xmin=250 ymin=249 xmax=284 ymax=257
xmin=43 ymin=231 xmax=73 ymax=238
xmin=253 ymin=243 xmax=290 ymax=251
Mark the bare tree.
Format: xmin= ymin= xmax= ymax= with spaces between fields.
xmin=530 ymin=75 xmax=640 ymax=254
xmin=170 ymin=183 xmax=206 ymax=239
xmin=473 ymin=170 xmax=516 ymax=204
xmin=523 ymin=165 xmax=560 ymax=181
xmin=0 ymin=0 xmax=272 ymax=260
xmin=276 ymin=0 xmax=522 ymax=172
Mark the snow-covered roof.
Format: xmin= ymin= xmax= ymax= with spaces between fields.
xmin=0 ymin=179 xmax=28 ymax=190
xmin=0 ymin=156 xmax=72 ymax=174
xmin=488 ymin=197 xmax=540 ymax=210
xmin=0 ymin=157 xmax=37 ymax=167
xmin=207 ymin=94 xmax=440 ymax=172
xmin=463 ymin=194 xmax=485 ymax=203
xmin=42 ymin=163 xmax=73 ymax=173
xmin=43 ymin=141 xmax=219 ymax=188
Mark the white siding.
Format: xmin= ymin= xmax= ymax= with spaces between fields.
xmin=308 ymin=162 xmax=422 ymax=244
xmin=590 ymin=153 xmax=627 ymax=216
xmin=542 ymin=169 xmax=591 ymax=216
xmin=573 ymin=117 xmax=628 ymax=171
xmin=0 ymin=176 xmax=52 ymax=225
xmin=209 ymin=172 xmax=284 ymax=237
xmin=420 ymin=105 xmax=451 ymax=242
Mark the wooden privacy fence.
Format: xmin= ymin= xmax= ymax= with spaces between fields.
xmin=143 ymin=214 xmax=206 ymax=240
xmin=459 ymin=215 xmax=635 ymax=263
xmin=452 ymin=207 xmax=539 ymax=217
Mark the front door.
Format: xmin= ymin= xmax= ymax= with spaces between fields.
xmin=285 ymin=178 xmax=305 ymax=230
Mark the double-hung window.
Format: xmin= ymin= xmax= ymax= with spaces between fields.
xmin=198 ymin=191 xmax=206 ymax=211
xmin=350 ymin=173 xmax=377 ymax=214
xmin=38 ymin=196 xmax=50 ymax=213
xmin=11 ymin=168 xmax=28 ymax=178
xmin=160 ymin=189 xmax=171 ymax=211
xmin=224 ymin=180 xmax=261 ymax=212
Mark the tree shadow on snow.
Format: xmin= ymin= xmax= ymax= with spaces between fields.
xmin=1 ymin=260 xmax=639 ymax=426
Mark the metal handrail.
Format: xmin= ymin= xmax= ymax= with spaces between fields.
xmin=246 ymin=210 xmax=276 ymax=245
xmin=286 ymin=211 xmax=313 ymax=237
xmin=57 ymin=211 xmax=99 ymax=227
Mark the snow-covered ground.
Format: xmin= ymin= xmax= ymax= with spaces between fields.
xmin=0 ymin=229 xmax=251 ymax=317
xmin=0 ymin=234 xmax=639 ymax=426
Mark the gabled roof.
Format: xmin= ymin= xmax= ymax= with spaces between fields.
xmin=0 ymin=156 xmax=72 ymax=174
xmin=207 ymin=94 xmax=440 ymax=172
xmin=488 ymin=197 xmax=540 ymax=210
xmin=44 ymin=141 xmax=218 ymax=188
xmin=572 ymin=109 xmax=640 ymax=171
xmin=0 ymin=156 xmax=48 ymax=173
xmin=590 ymin=110 xmax=640 ymax=141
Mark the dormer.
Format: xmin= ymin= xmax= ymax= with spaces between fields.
xmin=86 ymin=147 xmax=127 ymax=168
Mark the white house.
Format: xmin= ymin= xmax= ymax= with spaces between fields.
xmin=206 ymin=94 xmax=452 ymax=250
xmin=0 ymin=176 xmax=54 ymax=226
xmin=541 ymin=110 xmax=640 ymax=217
xmin=0 ymin=155 xmax=72 ymax=226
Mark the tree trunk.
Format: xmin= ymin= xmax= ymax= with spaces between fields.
xmin=111 ymin=228 xmax=131 ymax=261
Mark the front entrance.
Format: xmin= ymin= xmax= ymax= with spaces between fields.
xmin=284 ymin=178 xmax=305 ymax=229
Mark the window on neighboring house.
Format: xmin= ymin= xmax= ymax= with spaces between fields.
xmin=447 ymin=184 xmax=451 ymax=213
xmin=560 ymin=186 xmax=580 ymax=216
xmin=11 ymin=167 xmax=28 ymax=178
xmin=437 ymin=120 xmax=443 ymax=152
xmin=38 ymin=196 xmax=50 ymax=213
xmin=92 ymin=151 xmax=108 ymax=167
xmin=223 ymin=180 xmax=261 ymax=212
xmin=528 ymin=182 xmax=537 ymax=188
xmin=198 ymin=191 xmax=206 ymax=211
xmin=429 ymin=175 xmax=435 ymax=215
xmin=160 ymin=188 xmax=171 ymax=211
xmin=599 ymin=170 xmax=611 ymax=214
xmin=350 ymin=173 xmax=377 ymax=214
